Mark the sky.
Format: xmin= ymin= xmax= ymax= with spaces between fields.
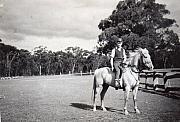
xmin=0 ymin=0 xmax=180 ymax=52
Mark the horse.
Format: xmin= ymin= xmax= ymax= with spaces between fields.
xmin=92 ymin=47 xmax=154 ymax=115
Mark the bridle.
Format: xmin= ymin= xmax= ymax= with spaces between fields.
xmin=129 ymin=49 xmax=151 ymax=73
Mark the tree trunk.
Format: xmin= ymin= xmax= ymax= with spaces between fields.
xmin=72 ymin=63 xmax=75 ymax=74
xmin=47 ymin=62 xmax=51 ymax=75
xmin=39 ymin=65 xmax=42 ymax=76
xmin=8 ymin=66 xmax=11 ymax=77
xmin=6 ymin=52 xmax=17 ymax=77
xmin=164 ymin=57 xmax=167 ymax=68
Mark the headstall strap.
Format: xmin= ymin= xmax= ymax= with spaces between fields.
xmin=128 ymin=65 xmax=139 ymax=73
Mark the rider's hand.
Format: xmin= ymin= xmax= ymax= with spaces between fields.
xmin=122 ymin=62 xmax=127 ymax=68
xmin=123 ymin=62 xmax=127 ymax=65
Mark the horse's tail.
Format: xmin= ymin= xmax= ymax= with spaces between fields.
xmin=91 ymin=72 xmax=97 ymax=105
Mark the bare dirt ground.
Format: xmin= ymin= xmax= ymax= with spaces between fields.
xmin=0 ymin=75 xmax=180 ymax=121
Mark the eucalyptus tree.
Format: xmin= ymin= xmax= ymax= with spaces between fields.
xmin=43 ymin=50 xmax=53 ymax=75
xmin=11 ymin=49 xmax=30 ymax=76
xmin=86 ymin=52 xmax=111 ymax=71
xmin=65 ymin=47 xmax=91 ymax=73
xmin=0 ymin=43 xmax=18 ymax=76
xmin=52 ymin=51 xmax=64 ymax=74
xmin=33 ymin=46 xmax=48 ymax=75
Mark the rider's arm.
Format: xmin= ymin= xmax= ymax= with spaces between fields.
xmin=122 ymin=49 xmax=127 ymax=63
xmin=110 ymin=48 xmax=115 ymax=71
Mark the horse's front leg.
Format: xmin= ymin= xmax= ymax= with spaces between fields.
xmin=100 ymin=84 xmax=109 ymax=111
xmin=124 ymin=86 xmax=130 ymax=115
xmin=93 ymin=86 xmax=102 ymax=111
xmin=132 ymin=86 xmax=140 ymax=114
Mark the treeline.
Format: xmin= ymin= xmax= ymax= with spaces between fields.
xmin=0 ymin=43 xmax=110 ymax=77
xmin=1 ymin=40 xmax=180 ymax=77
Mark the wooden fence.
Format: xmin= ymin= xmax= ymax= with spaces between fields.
xmin=140 ymin=68 xmax=180 ymax=92
xmin=73 ymin=68 xmax=180 ymax=93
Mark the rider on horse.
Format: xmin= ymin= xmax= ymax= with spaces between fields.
xmin=110 ymin=36 xmax=127 ymax=90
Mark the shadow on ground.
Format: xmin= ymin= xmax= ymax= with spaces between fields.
xmin=139 ymin=87 xmax=180 ymax=100
xmin=70 ymin=103 xmax=124 ymax=114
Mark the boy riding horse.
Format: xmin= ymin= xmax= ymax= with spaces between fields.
xmin=110 ymin=36 xmax=127 ymax=90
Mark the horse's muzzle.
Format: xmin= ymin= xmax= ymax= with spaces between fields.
xmin=148 ymin=65 xmax=154 ymax=71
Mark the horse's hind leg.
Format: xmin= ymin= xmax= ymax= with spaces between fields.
xmin=100 ymin=84 xmax=109 ymax=111
xmin=132 ymin=86 xmax=140 ymax=114
xmin=93 ymin=85 xmax=102 ymax=111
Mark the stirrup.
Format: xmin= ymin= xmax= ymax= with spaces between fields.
xmin=115 ymin=86 xmax=118 ymax=90
xmin=115 ymin=79 xmax=120 ymax=87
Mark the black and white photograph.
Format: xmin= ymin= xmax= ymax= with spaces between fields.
xmin=0 ymin=0 xmax=180 ymax=121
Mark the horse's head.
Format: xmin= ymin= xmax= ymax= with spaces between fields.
xmin=139 ymin=48 xmax=154 ymax=70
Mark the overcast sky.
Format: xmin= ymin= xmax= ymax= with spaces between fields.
xmin=0 ymin=0 xmax=179 ymax=52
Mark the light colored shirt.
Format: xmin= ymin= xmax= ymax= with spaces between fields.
xmin=111 ymin=47 xmax=126 ymax=62
xmin=110 ymin=47 xmax=127 ymax=70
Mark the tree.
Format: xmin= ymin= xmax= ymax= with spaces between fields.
xmin=86 ymin=52 xmax=111 ymax=71
xmin=97 ymin=0 xmax=180 ymax=68
xmin=65 ymin=47 xmax=90 ymax=73
xmin=12 ymin=49 xmax=33 ymax=76
xmin=0 ymin=43 xmax=18 ymax=76
xmin=0 ymin=42 xmax=97 ymax=76
xmin=33 ymin=46 xmax=48 ymax=75
xmin=53 ymin=51 xmax=64 ymax=74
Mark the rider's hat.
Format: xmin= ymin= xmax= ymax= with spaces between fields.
xmin=112 ymin=35 xmax=122 ymax=43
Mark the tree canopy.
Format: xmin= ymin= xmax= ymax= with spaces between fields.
xmin=97 ymin=0 xmax=180 ymax=68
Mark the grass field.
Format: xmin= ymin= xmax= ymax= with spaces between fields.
xmin=0 ymin=75 xmax=180 ymax=121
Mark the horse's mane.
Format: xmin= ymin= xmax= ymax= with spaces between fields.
xmin=126 ymin=50 xmax=140 ymax=66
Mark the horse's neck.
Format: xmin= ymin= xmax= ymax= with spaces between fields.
xmin=132 ymin=53 xmax=140 ymax=67
xmin=126 ymin=52 xmax=140 ymax=72
xmin=127 ymin=52 xmax=140 ymax=67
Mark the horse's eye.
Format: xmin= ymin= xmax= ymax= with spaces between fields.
xmin=144 ymin=55 xmax=147 ymax=58
xmin=142 ymin=54 xmax=147 ymax=58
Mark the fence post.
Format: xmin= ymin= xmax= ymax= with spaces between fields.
xmin=80 ymin=71 xmax=82 ymax=76
xmin=69 ymin=71 xmax=71 ymax=75
xmin=145 ymin=73 xmax=147 ymax=89
xmin=90 ymin=70 xmax=92 ymax=75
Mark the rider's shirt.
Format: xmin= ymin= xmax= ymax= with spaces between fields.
xmin=111 ymin=47 xmax=126 ymax=62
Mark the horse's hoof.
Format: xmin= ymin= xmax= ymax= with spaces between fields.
xmin=124 ymin=110 xmax=129 ymax=115
xmin=135 ymin=108 xmax=140 ymax=114
xmin=0 ymin=95 xmax=5 ymax=99
xmin=93 ymin=108 xmax=97 ymax=111
xmin=102 ymin=107 xmax=107 ymax=111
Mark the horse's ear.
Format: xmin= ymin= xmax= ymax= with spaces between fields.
xmin=144 ymin=48 xmax=149 ymax=53
xmin=137 ymin=47 xmax=142 ymax=53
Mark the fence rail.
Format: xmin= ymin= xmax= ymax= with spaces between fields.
xmin=140 ymin=68 xmax=180 ymax=92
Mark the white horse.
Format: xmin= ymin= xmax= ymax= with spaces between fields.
xmin=92 ymin=48 xmax=154 ymax=115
